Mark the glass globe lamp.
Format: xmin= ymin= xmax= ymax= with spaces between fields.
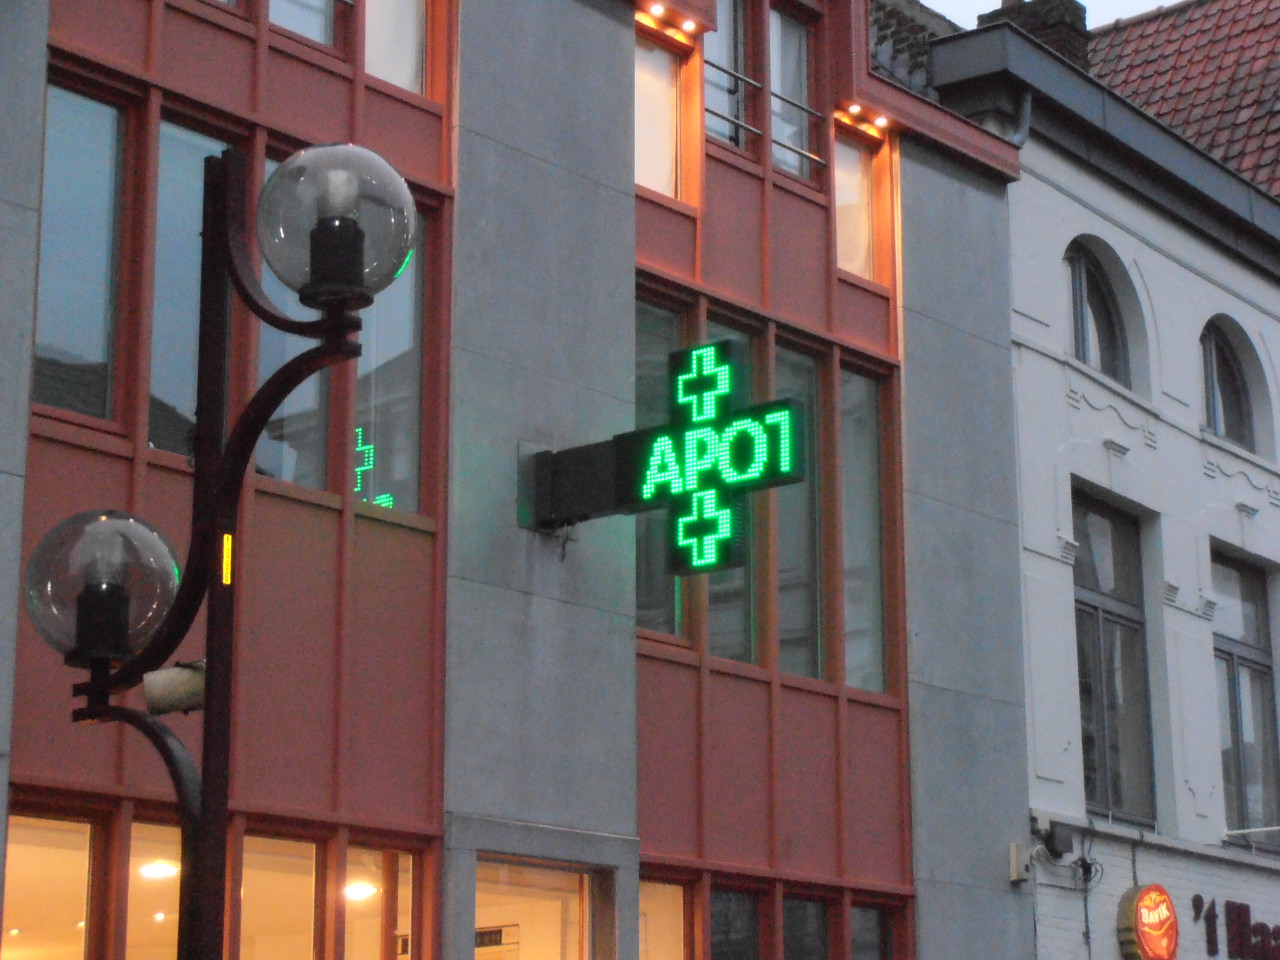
xmin=257 ymin=144 xmax=416 ymax=310
xmin=25 ymin=510 xmax=181 ymax=667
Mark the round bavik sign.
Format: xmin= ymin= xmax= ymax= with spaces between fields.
xmin=1117 ymin=884 xmax=1179 ymax=960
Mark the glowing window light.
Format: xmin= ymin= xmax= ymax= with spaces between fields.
xmin=345 ymin=881 xmax=378 ymax=901
xmin=140 ymin=861 xmax=181 ymax=879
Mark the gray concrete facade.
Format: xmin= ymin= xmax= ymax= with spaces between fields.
xmin=445 ymin=0 xmax=638 ymax=957
xmin=898 ymin=138 xmax=1035 ymax=960
xmin=0 ymin=0 xmax=47 ymax=906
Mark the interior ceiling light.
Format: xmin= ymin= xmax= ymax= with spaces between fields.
xmin=154 ymin=913 xmax=166 ymax=923
xmin=649 ymin=2 xmax=665 ymax=14
xmin=344 ymin=881 xmax=378 ymax=901
xmin=682 ymin=19 xmax=697 ymax=31
xmin=139 ymin=861 xmax=180 ymax=879
xmin=874 ymin=116 xmax=889 ymax=127
xmin=848 ymin=103 xmax=863 ymax=115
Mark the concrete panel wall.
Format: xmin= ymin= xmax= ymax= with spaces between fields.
xmin=445 ymin=0 xmax=638 ymax=956
xmin=0 ymin=0 xmax=47 ymax=905
xmin=898 ymin=137 xmax=1035 ymax=960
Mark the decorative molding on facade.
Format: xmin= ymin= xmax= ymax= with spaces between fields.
xmin=1164 ymin=581 xmax=1180 ymax=606
xmin=1103 ymin=438 xmax=1129 ymax=457
xmin=1143 ymin=428 xmax=1158 ymax=449
xmin=1197 ymin=596 xmax=1218 ymax=621
xmin=1204 ymin=460 xmax=1219 ymax=479
xmin=1072 ymin=386 xmax=1149 ymax=432
xmin=1270 ymin=486 xmax=1280 ymax=508
xmin=1236 ymin=501 xmax=1260 ymax=519
xmin=1210 ymin=460 xmax=1276 ymax=493
xmin=1067 ymin=386 xmax=1083 ymax=410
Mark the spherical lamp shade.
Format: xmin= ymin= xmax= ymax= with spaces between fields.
xmin=25 ymin=510 xmax=181 ymax=666
xmin=257 ymin=144 xmax=416 ymax=310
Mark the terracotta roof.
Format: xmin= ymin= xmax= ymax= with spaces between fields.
xmin=1089 ymin=0 xmax=1280 ymax=196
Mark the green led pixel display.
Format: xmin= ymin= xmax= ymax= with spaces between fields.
xmin=353 ymin=427 xmax=395 ymax=509
xmin=612 ymin=341 xmax=806 ymax=575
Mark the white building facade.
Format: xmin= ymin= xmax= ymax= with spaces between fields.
xmin=933 ymin=24 xmax=1280 ymax=960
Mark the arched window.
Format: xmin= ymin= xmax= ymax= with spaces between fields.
xmin=1068 ymin=243 xmax=1129 ymax=386
xmin=1202 ymin=321 xmax=1254 ymax=450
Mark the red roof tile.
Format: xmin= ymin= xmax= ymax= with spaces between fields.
xmin=1090 ymin=0 xmax=1280 ymax=196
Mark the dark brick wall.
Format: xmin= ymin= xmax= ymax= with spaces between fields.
xmin=869 ymin=0 xmax=961 ymax=96
xmin=978 ymin=0 xmax=1089 ymax=69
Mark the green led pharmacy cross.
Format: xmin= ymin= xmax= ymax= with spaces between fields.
xmin=532 ymin=340 xmax=807 ymax=576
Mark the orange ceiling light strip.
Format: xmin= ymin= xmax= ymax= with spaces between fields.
xmin=635 ymin=4 xmax=700 ymax=40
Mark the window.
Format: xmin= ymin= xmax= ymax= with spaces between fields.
xmin=704 ymin=0 xmax=753 ymax=149
xmin=240 ymin=835 xmax=317 ymax=960
xmin=366 ymin=0 xmax=427 ymax=92
xmin=636 ymin=34 xmax=682 ymax=196
xmin=1072 ymin=493 xmax=1154 ymax=822
xmin=127 ymin=822 xmax=183 ymax=956
xmin=634 ymin=300 xmax=887 ymax=690
xmin=1 ymin=816 xmax=92 ymax=957
xmin=1068 ymin=243 xmax=1129 ymax=386
xmin=32 ymin=87 xmax=122 ymax=420
xmin=475 ymin=860 xmax=592 ymax=959
xmin=1202 ymin=321 xmax=1254 ymax=451
xmin=850 ymin=907 xmax=890 ymax=960
xmin=834 ymin=140 xmax=873 ymax=278
xmin=782 ymin=898 xmax=827 ymax=960
xmin=1212 ymin=554 xmax=1280 ymax=834
xmin=345 ymin=846 xmax=414 ymax=959
xmin=712 ymin=888 xmax=760 ymax=960
xmin=769 ymin=9 xmax=815 ymax=178
xmin=270 ymin=0 xmax=334 ymax=43
xmin=639 ymin=881 xmax=686 ymax=960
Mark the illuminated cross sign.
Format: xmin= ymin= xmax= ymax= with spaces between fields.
xmin=532 ymin=341 xmax=806 ymax=575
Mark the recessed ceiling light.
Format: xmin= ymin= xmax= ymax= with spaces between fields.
xmin=140 ymin=861 xmax=180 ymax=879
xmin=345 ymin=881 xmax=378 ymax=901
xmin=682 ymin=19 xmax=697 ymax=31
xmin=650 ymin=3 xmax=665 ymax=14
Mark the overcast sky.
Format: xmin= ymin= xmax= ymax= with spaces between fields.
xmin=925 ymin=0 xmax=1173 ymax=28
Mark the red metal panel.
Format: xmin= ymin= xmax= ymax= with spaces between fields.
xmin=832 ymin=280 xmax=891 ymax=355
xmin=50 ymin=0 xmax=147 ymax=71
xmin=234 ymin=493 xmax=340 ymax=814
xmin=637 ymin=655 xmax=700 ymax=859
xmin=14 ymin=439 xmax=133 ymax=790
xmin=264 ymin=49 xmax=353 ymax=145
xmin=775 ymin=686 xmax=839 ymax=877
xmin=702 ymin=157 xmax=764 ymax=307
xmin=158 ymin=7 xmax=255 ymax=118
xmin=636 ymin=195 xmax=697 ymax=282
xmin=363 ymin=90 xmax=446 ymax=189
xmin=343 ymin=517 xmax=437 ymax=832
xmin=704 ymin=672 xmax=770 ymax=868
xmin=843 ymin=701 xmax=907 ymax=886
xmin=768 ymin=185 xmax=828 ymax=326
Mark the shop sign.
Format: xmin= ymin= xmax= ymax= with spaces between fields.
xmin=1192 ymin=894 xmax=1280 ymax=959
xmin=532 ymin=341 xmax=806 ymax=575
xmin=1118 ymin=884 xmax=1179 ymax=960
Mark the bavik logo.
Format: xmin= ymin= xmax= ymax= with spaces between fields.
xmin=1119 ymin=885 xmax=1179 ymax=960
xmin=1192 ymin=894 xmax=1280 ymax=959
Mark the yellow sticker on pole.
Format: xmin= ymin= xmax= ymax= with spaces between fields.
xmin=222 ymin=534 xmax=233 ymax=586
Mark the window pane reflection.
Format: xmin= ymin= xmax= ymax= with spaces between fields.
xmin=258 ymin=159 xmax=329 ymax=489
xmin=850 ymin=907 xmax=886 ymax=960
xmin=710 ymin=888 xmax=759 ymax=960
xmin=354 ymin=223 xmax=423 ymax=512
xmin=2 ymin=816 xmax=91 ymax=960
xmin=775 ymin=348 xmax=820 ymax=678
xmin=841 ymin=370 xmax=882 ymax=690
xmin=834 ymin=142 xmax=872 ymax=278
xmin=639 ymin=881 xmax=685 ymax=960
xmin=770 ymin=10 xmax=809 ymax=177
xmin=151 ymin=124 xmax=228 ymax=456
xmin=34 ymin=87 xmax=122 ymax=419
xmin=635 ymin=37 xmax=680 ymax=196
xmin=127 ymin=822 xmax=182 ymax=959
xmin=704 ymin=0 xmax=747 ymax=147
xmin=782 ymin=898 xmax=826 ymax=960
xmin=636 ymin=303 xmax=683 ymax=636
xmin=240 ymin=836 xmax=316 ymax=960
xmin=270 ymin=0 xmax=333 ymax=43
xmin=475 ymin=860 xmax=590 ymax=960
xmin=366 ymin=0 xmax=426 ymax=92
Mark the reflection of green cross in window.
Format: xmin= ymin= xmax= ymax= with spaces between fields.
xmin=676 ymin=490 xmax=734 ymax=568
xmin=354 ymin=427 xmax=375 ymax=495
xmin=676 ymin=345 xmax=732 ymax=423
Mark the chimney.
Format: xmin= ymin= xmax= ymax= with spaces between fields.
xmin=977 ymin=0 xmax=1089 ymax=69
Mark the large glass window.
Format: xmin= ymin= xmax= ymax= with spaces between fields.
xmin=239 ymin=835 xmax=317 ymax=960
xmin=850 ymin=907 xmax=889 ymax=960
xmin=841 ymin=370 xmax=883 ymax=691
xmin=270 ymin=0 xmax=334 ymax=43
xmin=704 ymin=0 xmax=752 ymax=148
xmin=1202 ymin=322 xmax=1254 ymax=451
xmin=33 ymin=87 xmax=123 ymax=420
xmin=1073 ymin=494 xmax=1154 ymax=822
xmin=769 ymin=9 xmax=812 ymax=178
xmin=711 ymin=888 xmax=760 ymax=960
xmin=366 ymin=0 xmax=427 ymax=92
xmin=638 ymin=881 xmax=686 ymax=960
xmin=834 ymin=141 xmax=873 ymax=279
xmin=475 ymin=860 xmax=592 ymax=960
xmin=1067 ymin=243 xmax=1128 ymax=386
xmin=150 ymin=123 xmax=229 ymax=456
xmin=1 ymin=816 xmax=92 ymax=959
xmin=635 ymin=35 xmax=681 ymax=196
xmin=345 ymin=846 xmax=414 ymax=959
xmin=1213 ymin=554 xmax=1280 ymax=835
xmin=127 ymin=822 xmax=183 ymax=959
xmin=782 ymin=898 xmax=827 ymax=960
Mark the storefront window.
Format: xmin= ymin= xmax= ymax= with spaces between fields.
xmin=475 ymin=860 xmax=592 ymax=959
xmin=345 ymin=846 xmax=414 ymax=959
xmin=126 ymin=822 xmax=183 ymax=959
xmin=639 ymin=881 xmax=686 ymax=960
xmin=1 ymin=816 xmax=92 ymax=959
xmin=240 ymin=836 xmax=316 ymax=960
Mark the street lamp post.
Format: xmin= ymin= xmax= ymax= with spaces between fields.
xmin=24 ymin=144 xmax=415 ymax=960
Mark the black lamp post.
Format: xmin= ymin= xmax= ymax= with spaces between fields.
xmin=24 ymin=143 xmax=416 ymax=960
